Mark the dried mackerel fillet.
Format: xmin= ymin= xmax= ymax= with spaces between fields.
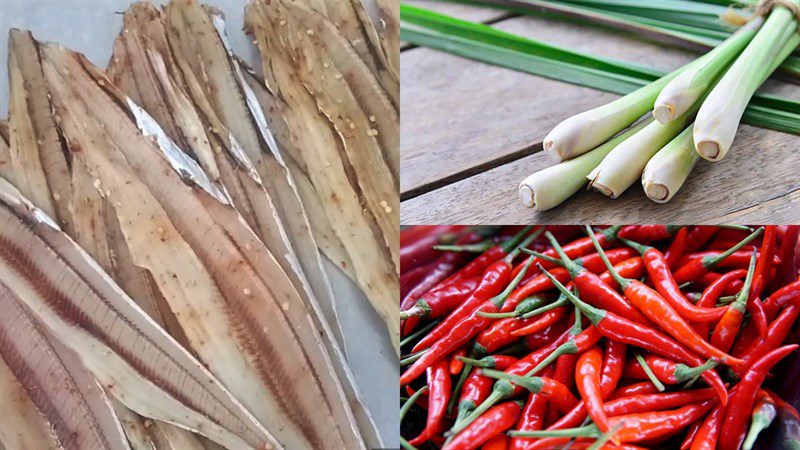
xmin=0 ymin=283 xmax=129 ymax=450
xmin=136 ymin=0 xmax=350 ymax=353
xmin=37 ymin=41 xmax=368 ymax=449
xmin=0 ymin=120 xmax=10 ymax=181
xmin=246 ymin=0 xmax=400 ymax=350
xmin=105 ymin=5 xmax=382 ymax=446
xmin=0 ymin=178 xmax=274 ymax=449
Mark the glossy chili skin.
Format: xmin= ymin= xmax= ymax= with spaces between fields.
xmin=401 ymin=225 xmax=462 ymax=247
xmin=445 ymin=401 xmax=523 ymax=450
xmin=618 ymin=225 xmax=679 ymax=242
xmin=694 ymin=269 xmax=746 ymax=337
xmin=401 ymin=226 xmax=460 ymax=272
xmin=623 ymin=280 xmax=739 ymax=364
xmin=450 ymin=348 xmax=468 ymax=376
xmin=457 ymin=356 xmax=517 ymax=422
xmin=681 ymin=420 xmax=702 ymax=450
xmin=752 ymin=225 xmax=777 ymax=298
xmin=401 ymin=232 xmax=482 ymax=310
xmin=599 ymin=340 xmax=626 ymax=397
xmin=409 ymin=361 xmax=452 ymax=446
xmin=642 ymin=248 xmax=727 ymax=322
xmin=739 ymin=304 xmax=800 ymax=368
xmin=586 ymin=311 xmax=728 ymax=406
xmin=685 ymin=226 xmax=720 ymax=253
xmin=500 ymin=269 xmax=571 ymax=313
xmin=623 ymin=355 xmax=713 ymax=384
xmin=598 ymin=257 xmax=645 ymax=290
xmin=763 ymin=279 xmax=800 ymax=319
xmin=676 ymin=251 xmax=777 ymax=270
xmin=509 ymin=307 xmax=567 ymax=338
xmin=574 ymin=267 xmax=651 ymax=325
xmin=690 ymin=403 xmax=725 ymax=450
xmin=481 ymin=434 xmax=508 ymax=450
xmin=773 ymin=225 xmax=799 ymax=289
xmin=413 ymin=261 xmax=511 ymax=353
xmin=719 ymin=345 xmax=799 ymax=450
xmin=404 ymin=277 xmax=480 ymax=320
xmin=508 ymin=366 xmax=554 ymax=450
xmin=576 ymin=346 xmax=611 ymax=434
xmin=664 ymin=227 xmax=689 ymax=269
xmin=711 ymin=295 xmax=752 ymax=354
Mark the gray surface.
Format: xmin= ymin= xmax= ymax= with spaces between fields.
xmin=0 ymin=0 xmax=397 ymax=446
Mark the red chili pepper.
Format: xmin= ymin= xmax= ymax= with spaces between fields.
xmin=509 ymin=307 xmax=567 ymax=337
xmin=411 ymin=262 xmax=512 ymax=353
xmin=718 ymin=345 xmax=799 ymax=450
xmin=599 ymin=340 xmax=626 ymax=397
xmin=624 ymin=355 xmax=718 ymax=385
xmin=542 ymin=388 xmax=717 ymax=439
xmin=763 ymin=279 xmax=800 ymax=319
xmin=409 ymin=361 xmax=452 ymax=446
xmin=450 ymin=348 xmax=468 ymax=376
xmin=680 ymin=419 xmax=702 ymax=450
xmin=401 ymin=225 xmax=462 ymax=272
xmin=507 ymin=367 xmax=554 ymax=450
xmin=711 ymin=252 xmax=757 ymax=353
xmin=765 ymin=388 xmax=800 ymax=421
xmin=608 ymin=382 xmax=661 ymax=400
xmin=405 ymin=386 xmax=429 ymax=410
xmin=444 ymin=400 xmax=524 ymax=450
xmin=618 ymin=224 xmax=681 ymax=242
xmin=522 ymin=322 xmax=568 ymax=350
xmin=738 ymin=303 xmax=800 ymax=368
xmin=474 ymin=297 xmax=551 ymax=353
xmin=690 ymin=402 xmax=725 ymax=450
xmin=402 ymin=225 xmax=463 ymax=247
xmin=540 ymin=265 xmax=729 ymax=406
xmin=511 ymin=399 xmax=716 ymax=444
xmin=699 ymin=272 xmax=744 ymax=295
xmin=524 ymin=225 xmax=623 ymax=274
xmin=772 ymin=225 xmax=799 ymax=290
xmin=664 ymin=227 xmax=689 ymax=269
xmin=481 ymin=433 xmax=508 ymax=450
xmin=685 ymin=226 xmax=720 ymax=253
xmin=598 ymin=257 xmax=646 ymax=290
xmin=693 ymin=269 xmax=746 ymax=337
xmin=576 ymin=346 xmax=613 ymax=437
xmin=402 ymin=258 xmax=534 ymax=385
xmin=677 ymin=250 xmax=775 ymax=269
xmin=413 ymin=230 xmax=542 ymax=352
xmin=455 ymin=356 xmax=517 ymax=425
xmin=401 ymin=231 xmax=483 ymax=310
xmin=479 ymin=369 xmax=578 ymax=414
xmin=499 ymin=269 xmax=572 ymax=313
xmin=534 ymin=232 xmax=650 ymax=325
xmin=619 ymin=237 xmax=728 ymax=323
xmin=673 ymin=227 xmax=763 ymax=284
xmin=402 ymin=277 xmax=480 ymax=321
xmin=751 ymin=225 xmax=777 ymax=298
xmin=597 ymin=235 xmax=741 ymax=365
xmin=544 ymin=352 xmax=578 ymax=426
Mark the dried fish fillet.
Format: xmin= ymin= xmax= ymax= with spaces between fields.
xmin=0 ymin=287 xmax=130 ymax=450
xmin=0 ymin=120 xmax=11 ymax=182
xmin=0 ymin=358 xmax=62 ymax=450
xmin=38 ymin=41 xmax=367 ymax=449
xmin=246 ymin=0 xmax=400 ymax=351
xmin=136 ymin=0 xmax=348 ymax=354
xmin=0 ymin=176 xmax=275 ymax=449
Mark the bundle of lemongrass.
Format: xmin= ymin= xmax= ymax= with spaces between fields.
xmin=519 ymin=0 xmax=800 ymax=211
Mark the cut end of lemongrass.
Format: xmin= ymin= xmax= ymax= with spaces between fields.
xmin=652 ymin=104 xmax=674 ymax=124
xmin=590 ymin=181 xmax=616 ymax=199
xmin=542 ymin=137 xmax=564 ymax=162
xmin=696 ymin=140 xmax=722 ymax=161
xmin=519 ymin=184 xmax=536 ymax=209
xmin=643 ymin=181 xmax=670 ymax=203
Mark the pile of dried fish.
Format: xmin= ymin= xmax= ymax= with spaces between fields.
xmin=0 ymin=0 xmax=398 ymax=449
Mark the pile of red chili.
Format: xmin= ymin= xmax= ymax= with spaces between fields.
xmin=400 ymin=225 xmax=800 ymax=450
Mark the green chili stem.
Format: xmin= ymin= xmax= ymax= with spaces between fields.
xmin=400 ymin=320 xmax=440 ymax=348
xmin=636 ymin=353 xmax=666 ymax=391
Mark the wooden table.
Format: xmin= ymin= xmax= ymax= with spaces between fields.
xmin=400 ymin=1 xmax=800 ymax=224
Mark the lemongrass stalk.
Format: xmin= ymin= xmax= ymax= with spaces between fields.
xmin=653 ymin=17 xmax=764 ymax=124
xmin=519 ymin=121 xmax=649 ymax=210
xmin=641 ymin=124 xmax=699 ymax=203
xmin=694 ymin=2 xmax=800 ymax=161
xmin=588 ymin=102 xmax=699 ymax=198
xmin=541 ymin=15 xmax=771 ymax=163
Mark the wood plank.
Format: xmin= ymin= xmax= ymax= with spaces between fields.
xmin=400 ymin=123 xmax=800 ymax=224
xmin=399 ymin=12 xmax=798 ymax=198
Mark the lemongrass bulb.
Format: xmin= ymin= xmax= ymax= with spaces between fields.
xmin=519 ymin=122 xmax=647 ymax=210
xmin=694 ymin=4 xmax=799 ymax=161
xmin=589 ymin=115 xmax=691 ymax=198
xmin=642 ymin=125 xmax=699 ymax=203
xmin=653 ymin=18 xmax=763 ymax=124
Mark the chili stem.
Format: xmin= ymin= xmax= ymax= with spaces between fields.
xmin=401 ymin=349 xmax=428 ymax=366
xmin=481 ymin=369 xmax=545 ymax=394
xmin=636 ymin=353 xmax=666 ymax=391
xmin=400 ymin=437 xmax=418 ymax=450
xmin=588 ymin=421 xmax=625 ymax=450
xmin=508 ymin=424 xmax=600 ymax=438
xmin=520 ymin=295 xmax=568 ymax=320
xmin=521 ymin=248 xmax=564 ymax=266
xmin=400 ymin=385 xmax=428 ymax=422
xmin=585 ymin=226 xmax=629 ymax=289
xmin=702 ymin=227 xmax=763 ymax=269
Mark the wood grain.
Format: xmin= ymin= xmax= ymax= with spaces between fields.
xmin=400 ymin=124 xmax=800 ymax=224
xmin=400 ymin=5 xmax=800 ymax=224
